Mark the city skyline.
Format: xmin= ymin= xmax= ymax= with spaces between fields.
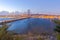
xmin=0 ymin=0 xmax=60 ymax=14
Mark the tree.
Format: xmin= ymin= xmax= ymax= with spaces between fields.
xmin=53 ymin=20 xmax=60 ymax=33
xmin=0 ymin=23 xmax=25 ymax=40
xmin=0 ymin=23 xmax=13 ymax=40
xmin=53 ymin=19 xmax=60 ymax=40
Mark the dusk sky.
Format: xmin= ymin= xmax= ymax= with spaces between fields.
xmin=0 ymin=0 xmax=60 ymax=14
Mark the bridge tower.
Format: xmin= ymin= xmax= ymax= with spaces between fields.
xmin=27 ymin=9 xmax=31 ymax=18
xmin=27 ymin=9 xmax=32 ymax=35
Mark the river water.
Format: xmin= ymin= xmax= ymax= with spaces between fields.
xmin=0 ymin=18 xmax=56 ymax=34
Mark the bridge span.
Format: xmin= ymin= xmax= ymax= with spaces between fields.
xmin=0 ymin=18 xmax=28 ymax=25
xmin=0 ymin=17 xmax=59 ymax=25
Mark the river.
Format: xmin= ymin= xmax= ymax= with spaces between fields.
xmin=0 ymin=18 xmax=56 ymax=34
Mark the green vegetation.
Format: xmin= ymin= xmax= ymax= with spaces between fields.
xmin=0 ymin=24 xmax=13 ymax=40
xmin=37 ymin=37 xmax=43 ymax=40
xmin=53 ymin=19 xmax=60 ymax=40
xmin=0 ymin=23 xmax=26 ymax=40
xmin=0 ymin=23 xmax=46 ymax=40
xmin=56 ymin=33 xmax=60 ymax=40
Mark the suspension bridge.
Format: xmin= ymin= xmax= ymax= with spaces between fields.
xmin=0 ymin=18 xmax=28 ymax=25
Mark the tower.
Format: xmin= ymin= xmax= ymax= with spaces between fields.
xmin=27 ymin=9 xmax=32 ymax=34
xmin=27 ymin=9 xmax=31 ymax=18
xmin=27 ymin=9 xmax=30 ymax=14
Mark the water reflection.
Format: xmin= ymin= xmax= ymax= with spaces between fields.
xmin=7 ymin=18 xmax=55 ymax=34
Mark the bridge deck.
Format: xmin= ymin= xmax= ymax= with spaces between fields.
xmin=0 ymin=18 xmax=28 ymax=25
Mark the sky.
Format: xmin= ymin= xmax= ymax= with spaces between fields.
xmin=0 ymin=0 xmax=60 ymax=14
